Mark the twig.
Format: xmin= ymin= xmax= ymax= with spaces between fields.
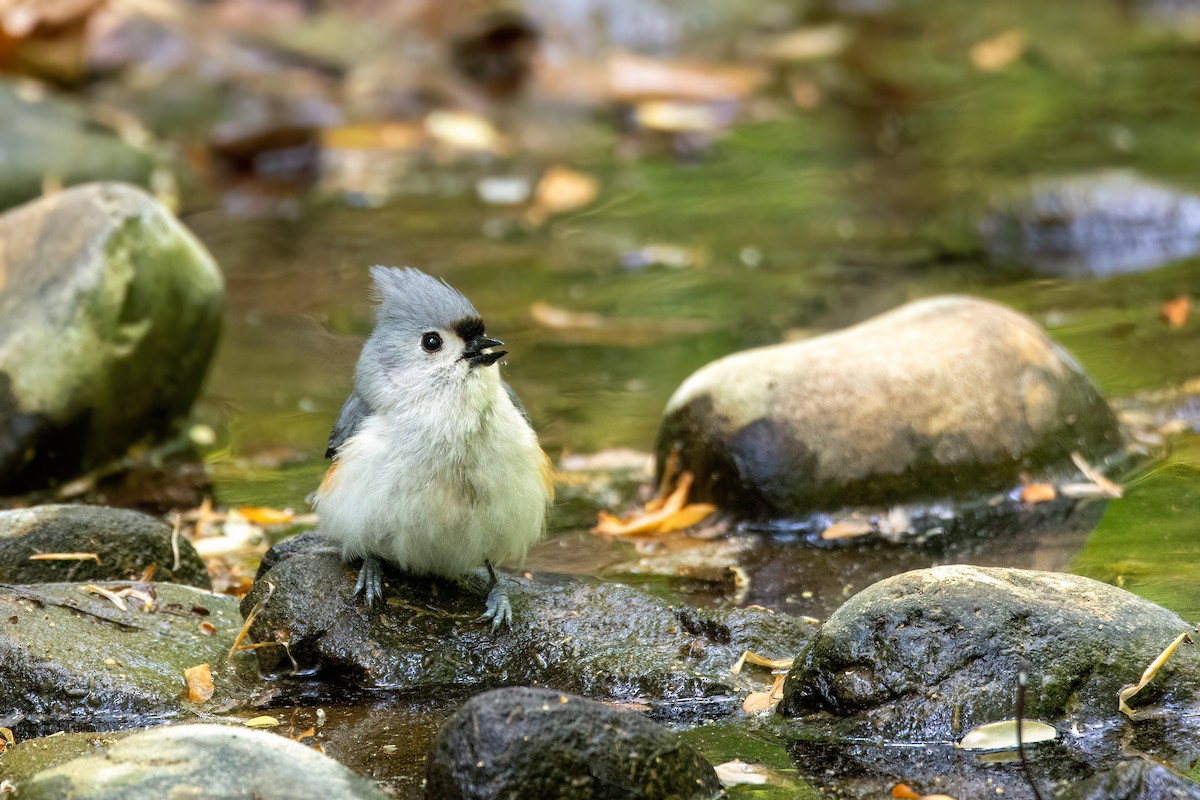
xmin=1016 ymin=659 xmax=1044 ymax=800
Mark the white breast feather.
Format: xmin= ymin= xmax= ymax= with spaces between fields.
xmin=314 ymin=374 xmax=549 ymax=577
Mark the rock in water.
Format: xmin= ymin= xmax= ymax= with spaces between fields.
xmin=655 ymin=295 xmax=1124 ymax=520
xmin=12 ymin=724 xmax=390 ymax=800
xmin=980 ymin=170 xmax=1200 ymax=276
xmin=0 ymin=504 xmax=209 ymax=588
xmin=777 ymin=565 xmax=1200 ymax=739
xmin=0 ymin=182 xmax=225 ymax=492
xmin=425 ymin=687 xmax=722 ymax=800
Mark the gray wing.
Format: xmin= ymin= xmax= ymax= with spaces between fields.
xmin=503 ymin=381 xmax=532 ymax=427
xmin=326 ymin=391 xmax=370 ymax=459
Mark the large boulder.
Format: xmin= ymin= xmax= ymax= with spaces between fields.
xmin=425 ymin=687 xmax=722 ymax=800
xmin=242 ymin=533 xmax=815 ymax=718
xmin=0 ymin=81 xmax=168 ymax=212
xmin=0 ymin=581 xmax=252 ymax=738
xmin=0 ymin=504 xmax=209 ymax=588
xmin=980 ymin=170 xmax=1200 ymax=276
xmin=0 ymin=182 xmax=225 ymax=492
xmin=777 ymin=566 xmax=1200 ymax=740
xmin=10 ymin=724 xmax=391 ymax=800
xmin=655 ymin=296 xmax=1125 ymax=520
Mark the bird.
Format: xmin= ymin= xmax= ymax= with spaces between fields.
xmin=313 ymin=266 xmax=553 ymax=630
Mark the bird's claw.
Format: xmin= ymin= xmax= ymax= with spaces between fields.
xmin=354 ymin=554 xmax=384 ymax=608
xmin=478 ymin=582 xmax=513 ymax=632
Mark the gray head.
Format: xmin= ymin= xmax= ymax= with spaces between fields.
xmin=355 ymin=267 xmax=506 ymax=408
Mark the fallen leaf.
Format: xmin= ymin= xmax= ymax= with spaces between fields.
xmin=1019 ymin=482 xmax=1057 ymax=505
xmin=957 ymin=718 xmax=1058 ymax=750
xmin=243 ymin=716 xmax=280 ymax=728
xmin=529 ymin=302 xmax=609 ymax=330
xmin=1070 ymin=452 xmax=1123 ymax=498
xmin=1160 ymin=295 xmax=1193 ymax=328
xmin=425 ymin=109 xmax=505 ymax=153
xmin=742 ymin=673 xmax=786 ymax=714
xmin=526 ymin=165 xmax=598 ymax=225
xmin=321 ymin=122 xmax=426 ymax=152
xmin=970 ymin=30 xmax=1028 ymax=72
xmin=761 ymin=24 xmax=852 ymax=62
xmin=891 ymin=785 xmax=957 ymax=800
xmin=291 ymin=726 xmax=316 ymax=741
xmin=731 ymin=650 xmax=794 ymax=674
xmin=634 ymin=101 xmax=726 ymax=133
xmin=820 ymin=518 xmax=872 ymax=540
xmin=199 ymin=621 xmax=216 ymax=635
xmin=713 ymin=760 xmax=770 ymax=787
xmin=655 ymin=503 xmax=719 ymax=533
xmin=237 ymin=506 xmax=295 ymax=525
xmin=607 ymin=53 xmax=767 ymax=103
xmin=184 ymin=663 xmax=214 ymax=703
xmin=0 ymin=727 xmax=13 ymax=749
xmin=80 ymin=584 xmax=127 ymax=611
xmin=1119 ymin=632 xmax=1192 ymax=718
xmin=29 ymin=552 xmax=100 ymax=563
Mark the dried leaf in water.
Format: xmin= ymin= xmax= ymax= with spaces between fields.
xmin=957 ymin=719 xmax=1058 ymax=750
xmin=184 ymin=663 xmax=214 ymax=703
xmin=731 ymin=650 xmax=794 ymax=674
xmin=634 ymin=101 xmax=724 ymax=133
xmin=820 ymin=518 xmax=872 ymax=540
xmin=1160 ymin=295 xmax=1193 ymax=328
xmin=1069 ymin=452 xmax=1123 ymax=498
xmin=80 ymin=584 xmax=127 ymax=611
xmin=761 ymin=24 xmax=851 ymax=62
xmin=527 ymin=165 xmax=598 ymax=224
xmin=236 ymin=506 xmax=295 ymax=525
xmin=1119 ymin=632 xmax=1193 ymax=718
xmin=742 ymin=674 xmax=786 ymax=714
xmin=713 ymin=760 xmax=770 ymax=787
xmin=199 ymin=621 xmax=217 ymax=635
xmin=243 ymin=716 xmax=280 ymax=728
xmin=970 ymin=30 xmax=1028 ymax=71
xmin=654 ymin=503 xmax=719 ymax=533
xmin=425 ymin=110 xmax=504 ymax=153
xmin=529 ymin=302 xmax=609 ymax=330
xmin=606 ymin=53 xmax=766 ymax=103
xmin=1019 ymin=483 xmax=1057 ymax=505
xmin=892 ymin=785 xmax=957 ymax=800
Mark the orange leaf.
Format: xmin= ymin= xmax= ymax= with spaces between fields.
xmin=184 ymin=663 xmax=214 ymax=703
xmin=1160 ymin=295 xmax=1193 ymax=328
xmin=236 ymin=506 xmax=295 ymax=525
xmin=820 ymin=518 xmax=872 ymax=540
xmin=893 ymin=785 xmax=922 ymax=800
xmin=1019 ymin=483 xmax=1057 ymax=505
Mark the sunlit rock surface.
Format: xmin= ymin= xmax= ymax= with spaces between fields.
xmin=655 ymin=296 xmax=1124 ymax=521
xmin=981 ymin=170 xmax=1200 ymax=276
xmin=0 ymin=582 xmax=249 ymax=738
xmin=0 ymin=183 xmax=225 ymax=493
xmin=777 ymin=566 xmax=1200 ymax=739
xmin=0 ymin=81 xmax=167 ymax=212
xmin=425 ymin=687 xmax=722 ymax=800
xmin=244 ymin=533 xmax=815 ymax=718
xmin=11 ymin=724 xmax=390 ymax=800
xmin=0 ymin=504 xmax=209 ymax=588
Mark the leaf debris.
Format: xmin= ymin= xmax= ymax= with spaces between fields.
xmin=1119 ymin=632 xmax=1192 ymax=718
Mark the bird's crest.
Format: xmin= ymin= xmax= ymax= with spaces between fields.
xmin=369 ymin=266 xmax=479 ymax=329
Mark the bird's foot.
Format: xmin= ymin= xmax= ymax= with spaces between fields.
xmin=477 ymin=560 xmax=513 ymax=631
xmin=354 ymin=554 xmax=384 ymax=608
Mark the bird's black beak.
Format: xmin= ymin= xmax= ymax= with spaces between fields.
xmin=463 ymin=335 xmax=506 ymax=367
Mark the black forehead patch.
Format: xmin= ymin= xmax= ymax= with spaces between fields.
xmin=451 ymin=316 xmax=486 ymax=341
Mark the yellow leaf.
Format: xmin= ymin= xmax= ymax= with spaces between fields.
xmin=244 ymin=716 xmax=280 ymax=728
xmin=1119 ymin=632 xmax=1193 ymax=718
xmin=184 ymin=663 xmax=214 ymax=703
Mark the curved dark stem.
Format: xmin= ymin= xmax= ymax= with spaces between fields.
xmin=1016 ymin=658 xmax=1044 ymax=800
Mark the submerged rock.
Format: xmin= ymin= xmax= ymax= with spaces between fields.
xmin=0 ymin=504 xmax=209 ymax=588
xmin=243 ymin=534 xmax=815 ymax=718
xmin=12 ymin=724 xmax=390 ymax=800
xmin=655 ymin=296 xmax=1124 ymax=521
xmin=1058 ymin=759 xmax=1200 ymax=800
xmin=0 ymin=183 xmax=225 ymax=493
xmin=425 ymin=687 xmax=722 ymax=800
xmin=0 ymin=81 xmax=168 ymax=212
xmin=0 ymin=582 xmax=250 ymax=738
xmin=981 ymin=170 xmax=1200 ymax=276
xmin=777 ymin=566 xmax=1200 ymax=740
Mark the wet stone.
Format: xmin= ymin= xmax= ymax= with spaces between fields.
xmin=655 ymin=296 xmax=1125 ymax=521
xmin=1057 ymin=759 xmax=1200 ymax=800
xmin=0 ymin=582 xmax=251 ymax=738
xmin=10 ymin=723 xmax=390 ymax=800
xmin=244 ymin=534 xmax=816 ymax=719
xmin=0 ymin=504 xmax=209 ymax=588
xmin=777 ymin=566 xmax=1200 ymax=741
xmin=425 ymin=687 xmax=722 ymax=800
xmin=980 ymin=170 xmax=1200 ymax=276
xmin=0 ymin=182 xmax=225 ymax=493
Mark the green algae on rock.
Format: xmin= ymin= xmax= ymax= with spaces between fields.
xmin=0 ymin=582 xmax=251 ymax=738
xmin=0 ymin=182 xmax=225 ymax=493
xmin=0 ymin=505 xmax=209 ymax=588
xmin=777 ymin=566 xmax=1200 ymax=741
xmin=655 ymin=296 xmax=1126 ymax=521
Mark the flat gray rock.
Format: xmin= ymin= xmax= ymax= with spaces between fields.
xmin=425 ymin=687 xmax=722 ymax=800
xmin=244 ymin=536 xmax=815 ymax=718
xmin=656 ymin=296 xmax=1124 ymax=520
xmin=778 ymin=566 xmax=1200 ymax=740
xmin=10 ymin=723 xmax=390 ymax=800
xmin=0 ymin=182 xmax=224 ymax=492
xmin=0 ymin=504 xmax=209 ymax=588
xmin=0 ymin=582 xmax=251 ymax=737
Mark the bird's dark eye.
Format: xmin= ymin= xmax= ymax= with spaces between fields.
xmin=421 ymin=332 xmax=443 ymax=353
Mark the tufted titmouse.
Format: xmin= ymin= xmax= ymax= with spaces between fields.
xmin=313 ymin=266 xmax=553 ymax=629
